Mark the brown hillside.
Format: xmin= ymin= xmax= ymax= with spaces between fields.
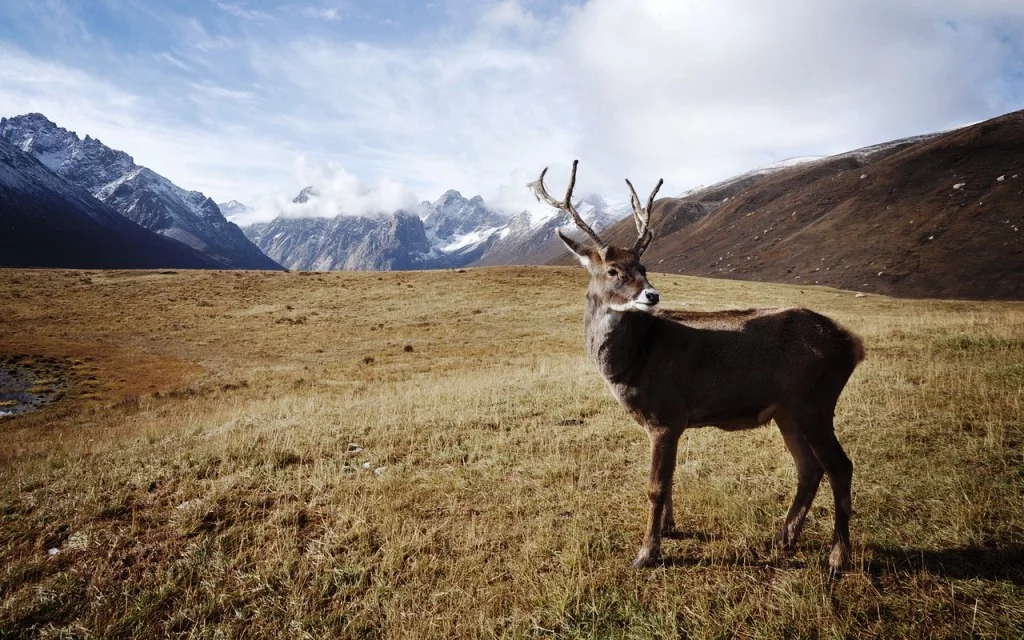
xmin=562 ymin=110 xmax=1024 ymax=300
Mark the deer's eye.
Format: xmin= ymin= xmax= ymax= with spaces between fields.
xmin=606 ymin=268 xmax=618 ymax=278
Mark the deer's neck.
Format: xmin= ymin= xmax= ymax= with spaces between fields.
xmin=584 ymin=292 xmax=656 ymax=383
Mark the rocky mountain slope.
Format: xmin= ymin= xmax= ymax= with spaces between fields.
xmin=0 ymin=114 xmax=281 ymax=270
xmin=564 ymin=111 xmax=1024 ymax=300
xmin=243 ymin=209 xmax=451 ymax=271
xmin=243 ymin=185 xmax=459 ymax=271
xmin=473 ymin=195 xmax=629 ymax=267
xmin=422 ymin=190 xmax=507 ymax=263
xmin=0 ymin=138 xmax=222 ymax=269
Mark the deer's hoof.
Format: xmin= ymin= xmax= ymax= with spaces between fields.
xmin=828 ymin=543 xmax=851 ymax=579
xmin=772 ymin=529 xmax=795 ymax=554
xmin=631 ymin=548 xmax=661 ymax=569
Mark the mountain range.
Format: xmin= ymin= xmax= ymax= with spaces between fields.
xmin=236 ymin=189 xmax=629 ymax=272
xmin=1 ymin=109 xmax=1020 ymax=299
xmin=0 ymin=113 xmax=627 ymax=274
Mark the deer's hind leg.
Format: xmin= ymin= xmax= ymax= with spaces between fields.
xmin=800 ymin=413 xmax=854 ymax=576
xmin=775 ymin=411 xmax=825 ymax=551
xmin=632 ymin=428 xmax=679 ymax=568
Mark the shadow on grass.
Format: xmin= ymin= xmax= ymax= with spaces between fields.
xmin=656 ymin=555 xmax=804 ymax=570
xmin=653 ymin=536 xmax=811 ymax=571
xmin=646 ymin=543 xmax=1024 ymax=586
xmin=662 ymin=528 xmax=712 ymax=542
xmin=866 ymin=544 xmax=1024 ymax=585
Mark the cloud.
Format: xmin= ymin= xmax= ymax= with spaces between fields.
xmin=244 ymin=20 xmax=580 ymax=211
xmin=157 ymin=52 xmax=195 ymax=73
xmin=298 ymin=6 xmax=343 ymax=22
xmin=0 ymin=44 xmax=142 ymax=134
xmin=478 ymin=0 xmax=538 ymax=35
xmin=236 ymin=159 xmax=422 ymax=225
xmin=215 ymin=2 xmax=275 ymax=22
xmin=1 ymin=0 xmax=1022 ymax=223
xmin=241 ymin=0 xmax=1024 ymax=211
xmin=188 ymin=81 xmax=258 ymax=102
xmin=555 ymin=0 xmax=1024 ymax=189
xmin=0 ymin=43 xmax=294 ymax=202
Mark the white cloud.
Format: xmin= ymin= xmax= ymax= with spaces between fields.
xmin=237 ymin=159 xmax=421 ymax=225
xmin=244 ymin=22 xmax=581 ymax=212
xmin=215 ymin=2 xmax=275 ymax=22
xmin=478 ymin=0 xmax=538 ymax=35
xmin=239 ymin=0 xmax=1024 ymax=214
xmin=2 ymin=0 xmax=1023 ymax=225
xmin=554 ymin=0 xmax=1024 ymax=190
xmin=188 ymin=81 xmax=258 ymax=102
xmin=157 ymin=52 xmax=195 ymax=73
xmin=0 ymin=44 xmax=294 ymax=202
xmin=298 ymin=6 xmax=343 ymax=22
xmin=0 ymin=45 xmax=143 ymax=137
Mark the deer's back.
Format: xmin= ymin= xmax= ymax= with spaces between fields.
xmin=626 ymin=306 xmax=863 ymax=429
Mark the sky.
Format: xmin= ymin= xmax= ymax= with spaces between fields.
xmin=1 ymin=0 xmax=1023 ymax=224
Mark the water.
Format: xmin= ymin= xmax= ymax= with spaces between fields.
xmin=0 ymin=359 xmax=64 ymax=418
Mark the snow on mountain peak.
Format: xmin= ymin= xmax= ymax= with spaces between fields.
xmin=421 ymin=189 xmax=506 ymax=241
xmin=218 ymin=200 xmax=250 ymax=220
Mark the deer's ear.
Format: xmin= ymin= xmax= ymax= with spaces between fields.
xmin=556 ymin=228 xmax=599 ymax=269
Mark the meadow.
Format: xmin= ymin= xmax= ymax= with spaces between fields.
xmin=0 ymin=267 xmax=1021 ymax=638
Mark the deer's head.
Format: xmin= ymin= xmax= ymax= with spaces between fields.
xmin=530 ymin=160 xmax=663 ymax=313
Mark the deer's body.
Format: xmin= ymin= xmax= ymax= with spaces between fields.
xmin=586 ymin=302 xmax=863 ymax=433
xmin=532 ymin=161 xmax=864 ymax=576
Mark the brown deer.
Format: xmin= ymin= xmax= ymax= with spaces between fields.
xmin=531 ymin=160 xmax=865 ymax=575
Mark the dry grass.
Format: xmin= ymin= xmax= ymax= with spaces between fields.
xmin=0 ymin=267 xmax=1021 ymax=639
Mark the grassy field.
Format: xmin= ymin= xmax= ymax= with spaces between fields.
xmin=0 ymin=267 xmax=1021 ymax=639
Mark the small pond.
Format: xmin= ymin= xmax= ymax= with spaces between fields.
xmin=0 ymin=356 xmax=67 ymax=418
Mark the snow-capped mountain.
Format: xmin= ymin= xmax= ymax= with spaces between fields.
xmin=241 ymin=187 xmax=508 ymax=271
xmin=243 ymin=208 xmax=455 ymax=271
xmin=423 ymin=190 xmax=505 ymax=239
xmin=217 ymin=200 xmax=250 ymax=220
xmin=422 ymin=189 xmax=507 ymax=262
xmin=0 ymin=113 xmax=281 ymax=270
xmin=0 ymin=137 xmax=221 ymax=269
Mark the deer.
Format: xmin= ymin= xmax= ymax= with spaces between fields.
xmin=531 ymin=160 xmax=865 ymax=575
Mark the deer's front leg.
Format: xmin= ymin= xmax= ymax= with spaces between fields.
xmin=632 ymin=428 xmax=679 ymax=568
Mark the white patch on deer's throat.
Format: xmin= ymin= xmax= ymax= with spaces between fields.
xmin=608 ymin=288 xmax=659 ymax=313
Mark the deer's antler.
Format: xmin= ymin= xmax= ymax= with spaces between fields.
xmin=528 ymin=159 xmax=604 ymax=247
xmin=625 ymin=177 xmax=663 ymax=256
